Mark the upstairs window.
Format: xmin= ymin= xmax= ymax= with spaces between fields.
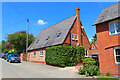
xmin=40 ymin=51 xmax=43 ymax=57
xmin=109 ymin=21 xmax=120 ymax=35
xmin=85 ymin=49 xmax=88 ymax=57
xmin=75 ymin=34 xmax=78 ymax=40
xmin=57 ymin=32 xmax=61 ymax=37
xmin=114 ymin=47 xmax=120 ymax=64
xmin=72 ymin=33 xmax=74 ymax=40
xmin=33 ymin=52 xmax=36 ymax=57
xmin=92 ymin=46 xmax=95 ymax=49
xmin=36 ymin=39 xmax=39 ymax=43
xmin=46 ymin=36 xmax=50 ymax=40
xmin=116 ymin=21 xmax=120 ymax=33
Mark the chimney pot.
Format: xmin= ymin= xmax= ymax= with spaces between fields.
xmin=76 ymin=6 xmax=80 ymax=11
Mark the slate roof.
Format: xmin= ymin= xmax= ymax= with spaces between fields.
xmin=28 ymin=15 xmax=77 ymax=50
xmin=93 ymin=2 xmax=120 ymax=25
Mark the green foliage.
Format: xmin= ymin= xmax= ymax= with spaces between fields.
xmin=106 ymin=73 xmax=110 ymax=76
xmin=2 ymin=40 xmax=12 ymax=52
xmin=83 ymin=57 xmax=96 ymax=66
xmin=7 ymin=31 xmax=34 ymax=52
xmin=45 ymin=45 xmax=85 ymax=67
xmin=79 ymin=58 xmax=99 ymax=76
xmin=85 ymin=73 xmax=89 ymax=77
xmin=79 ymin=67 xmax=86 ymax=75
xmin=3 ymin=50 xmax=9 ymax=53
xmin=8 ymin=49 xmax=17 ymax=53
xmin=91 ymin=34 xmax=97 ymax=42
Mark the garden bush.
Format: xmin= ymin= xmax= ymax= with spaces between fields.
xmin=106 ymin=73 xmax=110 ymax=76
xmin=3 ymin=50 xmax=9 ymax=53
xmin=45 ymin=45 xmax=85 ymax=67
xmin=79 ymin=57 xmax=100 ymax=76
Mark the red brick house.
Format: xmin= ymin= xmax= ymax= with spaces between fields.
xmin=93 ymin=2 xmax=120 ymax=77
xmin=21 ymin=7 xmax=91 ymax=64
xmin=89 ymin=41 xmax=98 ymax=56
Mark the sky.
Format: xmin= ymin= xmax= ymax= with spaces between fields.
xmin=2 ymin=2 xmax=117 ymax=41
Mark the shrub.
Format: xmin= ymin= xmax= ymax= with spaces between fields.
xmin=45 ymin=45 xmax=85 ymax=67
xmin=3 ymin=50 xmax=9 ymax=53
xmin=82 ymin=57 xmax=96 ymax=66
xmin=79 ymin=58 xmax=99 ymax=76
xmin=85 ymin=73 xmax=89 ymax=77
xmin=8 ymin=49 xmax=17 ymax=53
xmin=106 ymin=73 xmax=110 ymax=76
xmin=79 ymin=67 xmax=86 ymax=75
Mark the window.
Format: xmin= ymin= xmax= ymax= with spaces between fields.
xmin=114 ymin=47 xmax=120 ymax=64
xmin=57 ymin=32 xmax=61 ymax=37
xmin=85 ymin=49 xmax=88 ymax=57
xmin=33 ymin=52 xmax=36 ymax=57
xmin=40 ymin=51 xmax=43 ymax=56
xmin=92 ymin=46 xmax=95 ymax=49
xmin=36 ymin=39 xmax=39 ymax=43
xmin=116 ymin=21 xmax=120 ymax=33
xmin=46 ymin=36 xmax=50 ymax=40
xmin=109 ymin=21 xmax=120 ymax=35
xmin=75 ymin=34 xmax=78 ymax=40
xmin=72 ymin=33 xmax=74 ymax=40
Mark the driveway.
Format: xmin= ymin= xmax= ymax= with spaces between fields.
xmin=1 ymin=58 xmax=91 ymax=78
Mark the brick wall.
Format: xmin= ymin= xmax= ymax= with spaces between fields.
xmin=20 ymin=53 xmax=26 ymax=61
xmin=63 ymin=18 xmax=91 ymax=55
xmin=27 ymin=48 xmax=46 ymax=64
xmin=96 ymin=18 xmax=120 ymax=76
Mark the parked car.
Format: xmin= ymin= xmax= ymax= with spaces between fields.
xmin=7 ymin=53 xmax=21 ymax=63
xmin=0 ymin=53 xmax=2 ymax=58
xmin=4 ymin=53 xmax=14 ymax=60
xmin=1 ymin=52 xmax=5 ymax=58
xmin=4 ymin=53 xmax=8 ymax=60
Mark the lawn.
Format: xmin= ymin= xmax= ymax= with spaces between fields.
xmin=96 ymin=75 xmax=120 ymax=80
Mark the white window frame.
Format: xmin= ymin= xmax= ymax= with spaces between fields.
xmin=40 ymin=51 xmax=43 ymax=57
xmin=85 ymin=49 xmax=88 ymax=57
xmin=109 ymin=20 xmax=120 ymax=35
xmin=114 ymin=46 xmax=120 ymax=64
xmin=72 ymin=33 xmax=74 ymax=40
xmin=92 ymin=46 xmax=95 ymax=50
xmin=33 ymin=52 xmax=36 ymax=57
xmin=75 ymin=34 xmax=78 ymax=40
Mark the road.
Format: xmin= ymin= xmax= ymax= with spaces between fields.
xmin=1 ymin=58 xmax=88 ymax=78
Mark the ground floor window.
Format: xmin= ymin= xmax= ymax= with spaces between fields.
xmin=40 ymin=51 xmax=43 ymax=56
xmin=114 ymin=46 xmax=120 ymax=64
xmin=85 ymin=49 xmax=88 ymax=57
xmin=33 ymin=52 xmax=36 ymax=57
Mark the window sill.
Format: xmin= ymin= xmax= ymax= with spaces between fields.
xmin=85 ymin=56 xmax=89 ymax=58
xmin=110 ymin=33 xmax=120 ymax=36
xmin=40 ymin=56 xmax=43 ymax=57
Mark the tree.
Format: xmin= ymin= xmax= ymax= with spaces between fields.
xmin=91 ymin=34 xmax=97 ymax=42
xmin=2 ymin=41 xmax=12 ymax=52
xmin=7 ymin=31 xmax=34 ymax=53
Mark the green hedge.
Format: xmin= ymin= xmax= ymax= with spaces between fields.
xmin=45 ymin=45 xmax=85 ymax=67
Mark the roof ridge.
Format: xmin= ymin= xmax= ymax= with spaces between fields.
xmin=103 ymin=2 xmax=119 ymax=10
xmin=39 ymin=15 xmax=76 ymax=33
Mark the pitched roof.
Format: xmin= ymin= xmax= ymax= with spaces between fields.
xmin=90 ymin=41 xmax=98 ymax=49
xmin=93 ymin=2 xmax=120 ymax=25
xmin=28 ymin=15 xmax=77 ymax=50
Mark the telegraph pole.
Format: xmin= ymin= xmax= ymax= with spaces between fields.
xmin=26 ymin=18 xmax=29 ymax=61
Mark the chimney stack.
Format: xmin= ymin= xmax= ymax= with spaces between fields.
xmin=75 ymin=6 xmax=82 ymax=46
